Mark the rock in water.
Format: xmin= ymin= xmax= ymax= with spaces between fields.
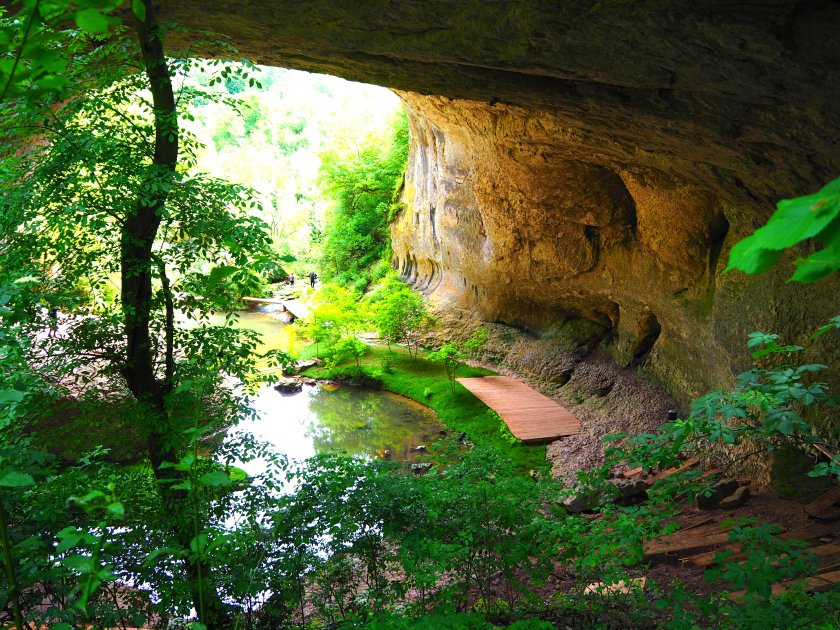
xmin=274 ymin=379 xmax=303 ymax=394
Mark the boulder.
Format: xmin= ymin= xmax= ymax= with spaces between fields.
xmin=718 ymin=486 xmax=751 ymax=510
xmin=274 ymin=379 xmax=303 ymax=394
xmin=561 ymin=478 xmax=647 ymax=514
xmin=410 ymin=462 xmax=433 ymax=474
xmin=562 ymin=490 xmax=598 ymax=515
xmin=608 ymin=478 xmax=647 ymax=503
xmin=696 ymin=478 xmax=739 ymax=510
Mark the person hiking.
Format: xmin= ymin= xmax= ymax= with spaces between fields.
xmin=308 ymin=271 xmax=318 ymax=288
xmin=289 ymin=272 xmax=295 ymax=286
xmin=48 ymin=307 xmax=58 ymax=338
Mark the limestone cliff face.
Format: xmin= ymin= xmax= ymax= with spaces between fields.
xmin=157 ymin=0 xmax=840 ymax=400
xmin=391 ymin=93 xmax=840 ymax=399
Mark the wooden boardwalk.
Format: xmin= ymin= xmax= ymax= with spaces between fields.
xmin=456 ymin=375 xmax=581 ymax=443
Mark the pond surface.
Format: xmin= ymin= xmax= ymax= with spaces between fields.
xmin=235 ymin=383 xmax=440 ymax=476
xmin=222 ymin=308 xmax=441 ymax=475
xmin=207 ymin=309 xmax=298 ymax=359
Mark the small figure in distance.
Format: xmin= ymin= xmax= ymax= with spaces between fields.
xmin=289 ymin=272 xmax=295 ymax=287
xmin=309 ymin=271 xmax=317 ymax=288
xmin=48 ymin=307 xmax=58 ymax=338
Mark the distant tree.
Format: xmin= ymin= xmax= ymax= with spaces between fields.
xmin=318 ymin=114 xmax=408 ymax=290
xmin=429 ymin=328 xmax=488 ymax=392
xmin=368 ymin=274 xmax=431 ymax=358
xmin=330 ymin=335 xmax=368 ymax=375
xmin=296 ymin=284 xmax=366 ymax=358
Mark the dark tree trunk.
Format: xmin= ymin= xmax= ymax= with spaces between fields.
xmin=120 ymin=2 xmax=231 ymax=627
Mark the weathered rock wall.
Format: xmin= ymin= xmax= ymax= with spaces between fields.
xmin=391 ymin=93 xmax=840 ymax=401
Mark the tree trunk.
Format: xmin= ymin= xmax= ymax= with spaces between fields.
xmin=121 ymin=2 xmax=231 ymax=627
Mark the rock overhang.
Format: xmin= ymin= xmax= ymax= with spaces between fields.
xmin=157 ymin=0 xmax=840 ymax=401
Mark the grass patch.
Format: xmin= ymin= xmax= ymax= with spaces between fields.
xmin=303 ymin=344 xmax=547 ymax=473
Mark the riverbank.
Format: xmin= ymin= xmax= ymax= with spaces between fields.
xmin=300 ymin=344 xmax=548 ymax=473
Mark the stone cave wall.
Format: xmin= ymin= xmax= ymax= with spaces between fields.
xmin=390 ymin=93 xmax=840 ymax=403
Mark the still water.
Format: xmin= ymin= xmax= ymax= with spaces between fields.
xmin=235 ymin=383 xmax=440 ymax=476
xmin=222 ymin=309 xmax=441 ymax=475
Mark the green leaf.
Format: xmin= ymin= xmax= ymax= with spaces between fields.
xmin=727 ymin=177 xmax=840 ymax=279
xmin=75 ymin=8 xmax=111 ymax=34
xmin=107 ymin=502 xmax=125 ymax=519
xmin=144 ymin=547 xmax=175 ymax=565
xmin=55 ymin=531 xmax=85 ymax=553
xmin=0 ymin=390 xmax=26 ymax=404
xmin=199 ymin=470 xmax=231 ymax=487
xmin=51 ymin=624 xmax=73 ymax=630
xmin=789 ymin=219 xmax=840 ymax=283
xmin=207 ymin=264 xmax=237 ymax=290
xmin=12 ymin=275 xmax=39 ymax=284
xmin=35 ymin=75 xmax=69 ymax=91
xmin=131 ymin=0 xmax=147 ymax=21
xmin=811 ymin=315 xmax=840 ymax=340
xmin=0 ymin=468 xmax=35 ymax=487
xmin=190 ymin=533 xmax=208 ymax=554
xmin=63 ymin=553 xmax=94 ymax=573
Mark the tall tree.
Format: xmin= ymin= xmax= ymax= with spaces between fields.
xmin=124 ymin=2 xmax=231 ymax=626
xmin=1 ymin=2 xmax=279 ymax=626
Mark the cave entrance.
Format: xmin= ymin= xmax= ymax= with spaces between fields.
xmin=186 ymin=63 xmax=407 ymax=282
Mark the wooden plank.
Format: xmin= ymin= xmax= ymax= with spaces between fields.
xmin=804 ymin=543 xmax=840 ymax=569
xmin=783 ymin=522 xmax=840 ymax=542
xmin=646 ymin=458 xmax=700 ymax=485
xmin=684 ymin=542 xmax=744 ymax=567
xmin=677 ymin=515 xmax=715 ymax=532
xmin=456 ymin=376 xmax=581 ymax=443
xmin=727 ymin=543 xmax=840 ymax=571
xmin=665 ymin=520 xmax=730 ymax=539
xmin=645 ymin=521 xmax=738 ymax=556
xmin=646 ymin=532 xmax=732 ymax=556
xmin=729 ymin=569 xmax=840 ymax=600
xmin=686 ymin=524 xmax=838 ymax=568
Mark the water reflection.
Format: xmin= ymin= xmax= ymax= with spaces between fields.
xmin=234 ymin=383 xmax=439 ymax=477
xmin=305 ymin=386 xmax=438 ymax=459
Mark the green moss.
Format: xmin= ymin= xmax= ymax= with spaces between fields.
xmin=304 ymin=344 xmax=547 ymax=473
